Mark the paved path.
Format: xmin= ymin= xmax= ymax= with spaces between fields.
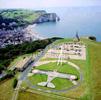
xmin=32 ymin=69 xmax=77 ymax=80
xmin=12 ymin=80 xmax=22 ymax=100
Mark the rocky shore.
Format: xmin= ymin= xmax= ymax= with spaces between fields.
xmin=34 ymin=13 xmax=60 ymax=23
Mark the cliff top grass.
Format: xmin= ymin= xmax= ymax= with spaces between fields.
xmin=0 ymin=38 xmax=101 ymax=100
xmin=19 ymin=38 xmax=101 ymax=100
xmin=0 ymin=9 xmax=43 ymax=23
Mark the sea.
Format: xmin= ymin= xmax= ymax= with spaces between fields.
xmin=33 ymin=7 xmax=101 ymax=41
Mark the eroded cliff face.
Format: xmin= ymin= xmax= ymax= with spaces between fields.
xmin=34 ymin=13 xmax=60 ymax=23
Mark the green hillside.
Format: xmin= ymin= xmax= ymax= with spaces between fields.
xmin=1 ymin=9 xmax=42 ymax=23
xmin=0 ymin=38 xmax=101 ymax=100
xmin=19 ymin=39 xmax=101 ymax=100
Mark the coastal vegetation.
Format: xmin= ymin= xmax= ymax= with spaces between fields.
xmin=13 ymin=78 xmax=18 ymax=88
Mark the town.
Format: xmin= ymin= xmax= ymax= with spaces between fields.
xmin=0 ymin=26 xmax=40 ymax=48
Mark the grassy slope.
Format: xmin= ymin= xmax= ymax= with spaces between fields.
xmin=18 ymin=91 xmax=64 ymax=100
xmin=58 ymin=39 xmax=101 ymax=100
xmin=18 ymin=39 xmax=88 ymax=99
xmin=1 ymin=10 xmax=42 ymax=23
xmin=0 ymin=78 xmax=14 ymax=100
xmin=24 ymin=39 xmax=101 ymax=100
xmin=35 ymin=62 xmax=79 ymax=77
xmin=86 ymin=40 xmax=101 ymax=100
xmin=0 ymin=38 xmax=100 ymax=100
xmin=28 ymin=74 xmax=74 ymax=90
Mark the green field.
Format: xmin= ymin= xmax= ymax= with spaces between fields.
xmin=28 ymin=74 xmax=74 ymax=90
xmin=19 ymin=38 xmax=101 ymax=100
xmin=0 ymin=78 xmax=14 ymax=100
xmin=35 ymin=62 xmax=80 ymax=77
xmin=1 ymin=9 xmax=43 ymax=24
xmin=0 ymin=38 xmax=101 ymax=100
xmin=18 ymin=90 xmax=64 ymax=100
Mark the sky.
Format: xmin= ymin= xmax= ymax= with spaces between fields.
xmin=0 ymin=0 xmax=101 ymax=9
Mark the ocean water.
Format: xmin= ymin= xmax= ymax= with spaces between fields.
xmin=34 ymin=7 xmax=101 ymax=41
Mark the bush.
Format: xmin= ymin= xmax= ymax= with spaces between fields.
xmin=6 ymin=70 xmax=15 ymax=77
xmin=89 ymin=36 xmax=96 ymax=41
xmin=13 ymin=78 xmax=18 ymax=88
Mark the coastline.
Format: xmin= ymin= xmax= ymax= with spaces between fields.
xmin=25 ymin=24 xmax=45 ymax=40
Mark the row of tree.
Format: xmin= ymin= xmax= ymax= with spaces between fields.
xmin=0 ymin=37 xmax=62 ymax=74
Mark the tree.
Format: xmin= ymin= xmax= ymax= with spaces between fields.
xmin=89 ymin=36 xmax=96 ymax=41
xmin=0 ymin=64 xmax=4 ymax=74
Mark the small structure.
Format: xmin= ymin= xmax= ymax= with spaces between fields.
xmin=15 ymin=57 xmax=32 ymax=71
xmin=76 ymin=32 xmax=80 ymax=41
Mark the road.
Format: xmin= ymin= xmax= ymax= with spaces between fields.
xmin=32 ymin=69 xmax=76 ymax=79
xmin=19 ymin=44 xmax=51 ymax=81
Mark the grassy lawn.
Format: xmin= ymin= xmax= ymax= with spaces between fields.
xmin=1 ymin=10 xmax=41 ymax=23
xmin=52 ymin=78 xmax=73 ymax=90
xmin=26 ymin=61 xmax=79 ymax=91
xmin=28 ymin=74 xmax=47 ymax=85
xmin=1 ymin=38 xmax=100 ymax=100
xmin=28 ymin=74 xmax=73 ymax=90
xmin=24 ymin=13 xmax=41 ymax=23
xmin=53 ymin=38 xmax=73 ymax=45
xmin=18 ymin=90 xmax=64 ymax=100
xmin=0 ymin=78 xmax=14 ymax=100
xmin=35 ymin=62 xmax=80 ymax=77
xmin=40 ymin=57 xmax=57 ymax=61
xmin=23 ymin=39 xmax=100 ymax=100
xmin=86 ymin=40 xmax=101 ymax=100
xmin=58 ymin=39 xmax=101 ymax=100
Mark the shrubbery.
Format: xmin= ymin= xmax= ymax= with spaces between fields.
xmin=89 ymin=36 xmax=96 ymax=41
xmin=13 ymin=78 xmax=18 ymax=88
